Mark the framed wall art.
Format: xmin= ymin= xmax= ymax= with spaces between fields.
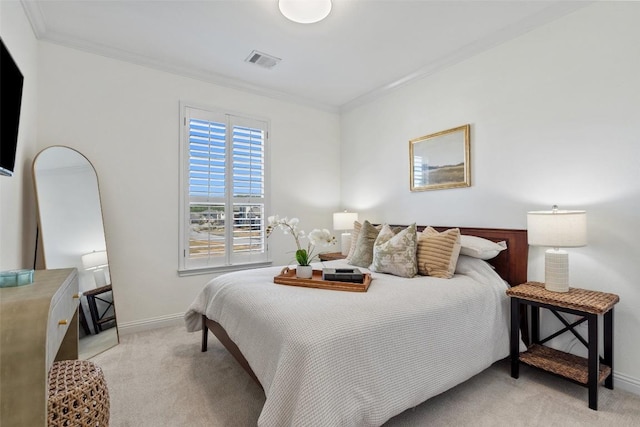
xmin=409 ymin=124 xmax=470 ymax=191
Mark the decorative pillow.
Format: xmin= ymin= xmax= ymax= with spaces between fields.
xmin=416 ymin=227 xmax=461 ymax=278
xmin=348 ymin=220 xmax=381 ymax=268
xmin=460 ymin=235 xmax=507 ymax=260
xmin=346 ymin=221 xmax=382 ymax=262
xmin=371 ymin=223 xmax=417 ymax=278
xmin=345 ymin=221 xmax=362 ymax=262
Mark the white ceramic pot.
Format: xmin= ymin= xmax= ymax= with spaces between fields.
xmin=296 ymin=265 xmax=313 ymax=279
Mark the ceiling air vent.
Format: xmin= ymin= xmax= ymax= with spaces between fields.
xmin=245 ymin=50 xmax=281 ymax=69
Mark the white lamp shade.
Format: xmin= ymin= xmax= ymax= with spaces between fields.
xmin=527 ymin=209 xmax=587 ymax=248
xmin=333 ymin=212 xmax=358 ymax=231
xmin=82 ymin=250 xmax=108 ymax=270
xmin=279 ymin=0 xmax=332 ymax=24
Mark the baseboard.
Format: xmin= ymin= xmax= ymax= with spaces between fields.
xmin=614 ymin=371 xmax=640 ymax=396
xmin=117 ymin=312 xmax=184 ymax=335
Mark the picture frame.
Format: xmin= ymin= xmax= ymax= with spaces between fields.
xmin=409 ymin=124 xmax=470 ymax=191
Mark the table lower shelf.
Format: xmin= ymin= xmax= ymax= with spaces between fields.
xmin=97 ymin=315 xmax=116 ymax=326
xmin=520 ymin=344 xmax=611 ymax=385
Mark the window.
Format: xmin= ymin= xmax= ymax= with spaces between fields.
xmin=179 ymin=105 xmax=270 ymax=274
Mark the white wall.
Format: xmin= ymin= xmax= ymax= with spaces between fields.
xmin=0 ymin=1 xmax=39 ymax=270
xmin=37 ymin=43 xmax=341 ymax=331
xmin=341 ymin=3 xmax=640 ymax=391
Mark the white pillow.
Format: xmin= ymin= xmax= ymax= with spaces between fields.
xmin=460 ymin=235 xmax=507 ymax=260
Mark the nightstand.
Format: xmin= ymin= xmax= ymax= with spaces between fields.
xmin=507 ymin=282 xmax=619 ymax=410
xmin=84 ymin=284 xmax=116 ymax=334
xmin=318 ymin=252 xmax=347 ymax=262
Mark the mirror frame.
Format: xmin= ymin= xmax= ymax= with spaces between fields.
xmin=409 ymin=124 xmax=471 ymax=191
xmin=33 ymin=145 xmax=118 ymax=357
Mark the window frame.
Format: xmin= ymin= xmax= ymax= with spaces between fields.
xmin=178 ymin=102 xmax=271 ymax=276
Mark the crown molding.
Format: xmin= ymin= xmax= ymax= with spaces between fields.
xmin=20 ymin=0 xmax=590 ymax=116
xmin=20 ymin=1 xmax=338 ymax=114
xmin=20 ymin=0 xmax=47 ymax=38
xmin=46 ymin=33 xmax=339 ymax=114
xmin=340 ymin=1 xmax=591 ymax=113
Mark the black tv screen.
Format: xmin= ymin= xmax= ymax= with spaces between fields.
xmin=0 ymin=37 xmax=24 ymax=177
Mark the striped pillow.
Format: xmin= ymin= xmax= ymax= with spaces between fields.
xmin=346 ymin=221 xmax=382 ymax=263
xmin=348 ymin=220 xmax=381 ymax=268
xmin=416 ymin=227 xmax=461 ymax=278
xmin=345 ymin=221 xmax=362 ymax=262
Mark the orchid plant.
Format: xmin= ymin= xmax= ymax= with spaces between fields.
xmin=266 ymin=215 xmax=336 ymax=266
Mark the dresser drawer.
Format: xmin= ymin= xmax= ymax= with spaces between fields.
xmin=0 ymin=268 xmax=79 ymax=427
xmin=47 ymin=271 xmax=79 ymax=368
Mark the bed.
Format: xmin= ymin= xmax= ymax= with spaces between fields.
xmin=184 ymin=226 xmax=528 ymax=426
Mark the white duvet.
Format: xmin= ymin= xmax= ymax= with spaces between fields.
xmin=185 ymin=256 xmax=513 ymax=426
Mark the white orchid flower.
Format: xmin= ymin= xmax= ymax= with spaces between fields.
xmin=308 ymin=228 xmax=336 ymax=247
xmin=266 ymin=214 xmax=336 ymax=265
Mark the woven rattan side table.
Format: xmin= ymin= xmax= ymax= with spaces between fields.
xmin=507 ymin=282 xmax=619 ymax=410
xmin=47 ymin=360 xmax=110 ymax=426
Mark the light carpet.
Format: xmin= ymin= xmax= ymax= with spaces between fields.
xmin=91 ymin=325 xmax=640 ymax=426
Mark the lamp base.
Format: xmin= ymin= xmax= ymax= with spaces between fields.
xmin=545 ymin=249 xmax=569 ymax=292
xmin=93 ymin=268 xmax=107 ymax=287
xmin=341 ymin=232 xmax=352 ymax=256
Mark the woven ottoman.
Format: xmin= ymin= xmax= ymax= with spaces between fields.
xmin=47 ymin=360 xmax=110 ymax=427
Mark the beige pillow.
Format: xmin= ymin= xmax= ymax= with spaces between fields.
xmin=348 ymin=220 xmax=381 ymax=268
xmin=371 ymin=223 xmax=418 ymax=278
xmin=345 ymin=221 xmax=362 ymax=262
xmin=346 ymin=221 xmax=382 ymax=262
xmin=416 ymin=227 xmax=461 ymax=278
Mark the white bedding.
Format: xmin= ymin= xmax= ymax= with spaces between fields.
xmin=185 ymin=256 xmax=514 ymax=426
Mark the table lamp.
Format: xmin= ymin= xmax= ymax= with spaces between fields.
xmin=333 ymin=211 xmax=358 ymax=256
xmin=82 ymin=250 xmax=109 ymax=287
xmin=527 ymin=205 xmax=587 ymax=292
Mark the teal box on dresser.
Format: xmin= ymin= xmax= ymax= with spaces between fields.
xmin=0 ymin=269 xmax=35 ymax=287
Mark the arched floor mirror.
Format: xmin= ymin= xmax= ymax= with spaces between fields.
xmin=33 ymin=146 xmax=118 ymax=359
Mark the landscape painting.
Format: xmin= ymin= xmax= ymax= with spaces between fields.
xmin=409 ymin=124 xmax=470 ymax=191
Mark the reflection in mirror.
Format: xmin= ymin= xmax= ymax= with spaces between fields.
xmin=33 ymin=146 xmax=118 ymax=359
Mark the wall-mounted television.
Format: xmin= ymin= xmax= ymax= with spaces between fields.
xmin=1 ymin=37 xmax=24 ymax=177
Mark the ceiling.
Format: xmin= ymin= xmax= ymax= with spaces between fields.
xmin=21 ymin=1 xmax=586 ymax=112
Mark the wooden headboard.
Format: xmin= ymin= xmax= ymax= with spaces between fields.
xmin=391 ymin=225 xmax=528 ymax=287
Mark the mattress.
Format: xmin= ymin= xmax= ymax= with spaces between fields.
xmin=185 ymin=256 xmax=515 ymax=426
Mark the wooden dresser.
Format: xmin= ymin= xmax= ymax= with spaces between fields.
xmin=0 ymin=268 xmax=79 ymax=426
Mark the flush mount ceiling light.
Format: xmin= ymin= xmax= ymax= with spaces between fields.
xmin=279 ymin=0 xmax=332 ymax=24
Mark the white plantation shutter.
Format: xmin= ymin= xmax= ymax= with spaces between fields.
xmin=189 ymin=118 xmax=226 ymax=199
xmin=231 ymin=121 xmax=265 ymax=262
xmin=180 ymin=106 xmax=269 ymax=272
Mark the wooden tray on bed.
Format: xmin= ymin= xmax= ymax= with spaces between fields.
xmin=274 ymin=268 xmax=371 ymax=292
